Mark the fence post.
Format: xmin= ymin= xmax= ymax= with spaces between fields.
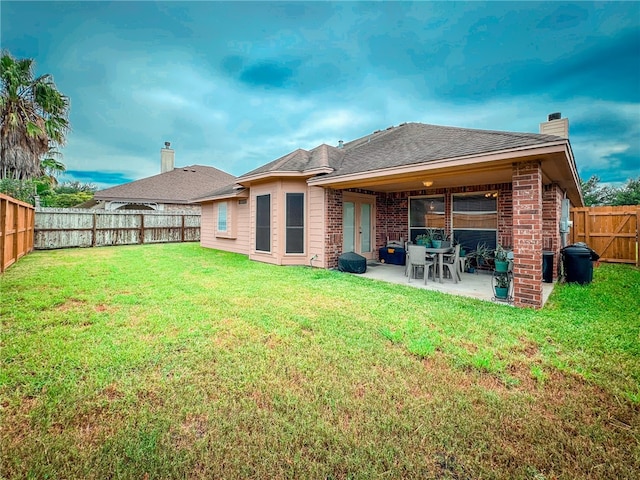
xmin=636 ymin=207 xmax=640 ymax=267
xmin=91 ymin=212 xmax=97 ymax=247
xmin=12 ymin=202 xmax=18 ymax=266
xmin=140 ymin=213 xmax=145 ymax=244
xmin=181 ymin=214 xmax=185 ymax=243
xmin=0 ymin=197 xmax=6 ymax=273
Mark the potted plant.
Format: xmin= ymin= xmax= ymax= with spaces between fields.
xmin=415 ymin=232 xmax=432 ymax=247
xmin=494 ymin=272 xmax=510 ymax=299
xmin=494 ymin=244 xmax=509 ymax=272
xmin=431 ymin=231 xmax=443 ymax=248
xmin=469 ymin=242 xmax=491 ymax=269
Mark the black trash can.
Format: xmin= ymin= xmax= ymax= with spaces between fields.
xmin=542 ymin=251 xmax=554 ymax=283
xmin=561 ymin=243 xmax=599 ymax=285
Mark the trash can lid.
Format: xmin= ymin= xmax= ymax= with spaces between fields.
xmin=561 ymin=243 xmax=600 ymax=260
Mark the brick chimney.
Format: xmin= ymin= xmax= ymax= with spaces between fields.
xmin=539 ymin=112 xmax=569 ymax=139
xmin=161 ymin=141 xmax=174 ymax=173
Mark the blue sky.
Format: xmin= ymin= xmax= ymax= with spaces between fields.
xmin=2 ymin=1 xmax=639 ymax=189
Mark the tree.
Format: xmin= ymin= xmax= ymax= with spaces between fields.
xmin=0 ymin=51 xmax=70 ymax=180
xmin=612 ymin=177 xmax=640 ymax=206
xmin=39 ymin=181 xmax=97 ymax=208
xmin=580 ymin=175 xmax=616 ymax=206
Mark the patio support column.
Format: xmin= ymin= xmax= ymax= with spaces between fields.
xmin=512 ymin=161 xmax=543 ymax=308
xmin=542 ymin=183 xmax=564 ymax=280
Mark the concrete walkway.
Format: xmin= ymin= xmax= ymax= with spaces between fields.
xmin=357 ymin=262 xmax=555 ymax=306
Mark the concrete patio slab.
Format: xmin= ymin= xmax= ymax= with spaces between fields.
xmin=356 ymin=262 xmax=555 ymax=306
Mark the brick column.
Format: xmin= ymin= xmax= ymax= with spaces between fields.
xmin=542 ymin=183 xmax=563 ymax=280
xmin=512 ymin=161 xmax=543 ymax=308
xmin=325 ymin=189 xmax=343 ymax=269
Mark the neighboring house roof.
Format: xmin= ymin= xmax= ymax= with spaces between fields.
xmin=94 ymin=165 xmax=236 ymax=204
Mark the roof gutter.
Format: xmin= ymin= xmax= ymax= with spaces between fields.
xmin=191 ymin=187 xmax=249 ymax=203
xmin=237 ymin=166 xmax=334 ymax=185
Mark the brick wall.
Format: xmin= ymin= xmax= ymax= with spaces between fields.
xmin=324 ymin=188 xmax=343 ymax=269
xmin=512 ymin=161 xmax=543 ymax=308
xmin=542 ymin=183 xmax=563 ymax=280
xmin=376 ymin=192 xmax=408 ymax=247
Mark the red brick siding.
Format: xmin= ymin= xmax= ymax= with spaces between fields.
xmin=325 ymin=188 xmax=343 ymax=269
xmin=376 ymin=192 xmax=408 ymax=248
xmin=543 ymin=183 xmax=563 ymax=280
xmin=512 ymin=161 xmax=543 ymax=308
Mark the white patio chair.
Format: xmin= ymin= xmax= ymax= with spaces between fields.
xmin=407 ymin=245 xmax=435 ymax=284
xmin=441 ymin=244 xmax=461 ymax=283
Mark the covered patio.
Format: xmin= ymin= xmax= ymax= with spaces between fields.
xmin=311 ymin=118 xmax=582 ymax=309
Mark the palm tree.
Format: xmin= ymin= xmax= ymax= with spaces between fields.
xmin=40 ymin=150 xmax=66 ymax=187
xmin=0 ymin=51 xmax=70 ymax=180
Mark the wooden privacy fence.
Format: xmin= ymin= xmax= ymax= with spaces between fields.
xmin=1 ymin=194 xmax=35 ymax=273
xmin=570 ymin=206 xmax=640 ymax=266
xmin=35 ymin=208 xmax=201 ymax=250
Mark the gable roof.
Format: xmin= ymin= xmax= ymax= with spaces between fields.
xmin=196 ymin=121 xmax=581 ymax=204
xmin=94 ymin=165 xmax=236 ymax=204
xmin=327 ymin=122 xmax=567 ymax=178
xmin=240 ymin=143 xmax=343 ymax=179
xmin=238 ymin=122 xmax=568 ymax=182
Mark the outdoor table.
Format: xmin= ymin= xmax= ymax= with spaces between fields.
xmin=425 ymin=246 xmax=454 ymax=283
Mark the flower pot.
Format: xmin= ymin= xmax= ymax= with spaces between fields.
xmin=494 ymin=260 xmax=509 ymax=272
xmin=495 ymin=286 xmax=509 ymax=299
xmin=432 ymin=240 xmax=442 ymax=248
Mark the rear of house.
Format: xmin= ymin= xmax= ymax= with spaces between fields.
xmin=196 ymin=115 xmax=583 ymax=308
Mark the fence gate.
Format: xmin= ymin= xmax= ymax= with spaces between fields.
xmin=570 ymin=206 xmax=639 ymax=266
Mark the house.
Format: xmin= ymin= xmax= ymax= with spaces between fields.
xmin=90 ymin=143 xmax=236 ymax=212
xmin=195 ymin=114 xmax=583 ymax=309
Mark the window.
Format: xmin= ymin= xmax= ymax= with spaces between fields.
xmin=452 ymin=193 xmax=498 ymax=252
xmin=286 ymin=193 xmax=304 ymax=254
xmin=409 ymin=195 xmax=445 ymax=241
xmin=217 ymin=202 xmax=227 ymax=232
xmin=255 ymin=194 xmax=271 ymax=252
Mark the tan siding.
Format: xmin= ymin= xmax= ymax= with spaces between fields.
xmin=200 ymin=199 xmax=251 ymax=256
xmin=539 ymin=118 xmax=569 ymax=139
xmin=200 ymin=202 xmax=215 ymax=246
xmin=308 ymin=186 xmax=326 ymax=267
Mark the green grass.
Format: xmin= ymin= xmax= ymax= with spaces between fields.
xmin=1 ymin=243 xmax=639 ymax=479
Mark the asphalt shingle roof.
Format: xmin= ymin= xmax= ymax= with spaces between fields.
xmin=327 ymin=122 xmax=565 ymax=178
xmin=94 ymin=165 xmax=236 ymax=204
xmin=237 ymin=122 xmax=566 ymax=182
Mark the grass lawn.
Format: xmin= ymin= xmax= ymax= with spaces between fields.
xmin=1 ymin=243 xmax=639 ymax=479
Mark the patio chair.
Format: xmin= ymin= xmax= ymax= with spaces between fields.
xmin=441 ymin=244 xmax=461 ymax=283
xmin=407 ymin=244 xmax=435 ymax=284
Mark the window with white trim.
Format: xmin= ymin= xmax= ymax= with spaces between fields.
xmin=286 ymin=193 xmax=304 ymax=254
xmin=452 ymin=192 xmax=498 ymax=252
xmin=217 ymin=202 xmax=228 ymax=232
xmin=255 ymin=194 xmax=271 ymax=252
xmin=409 ymin=195 xmax=445 ymax=242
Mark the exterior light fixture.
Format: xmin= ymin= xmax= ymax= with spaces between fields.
xmin=423 ymin=180 xmax=433 ymax=187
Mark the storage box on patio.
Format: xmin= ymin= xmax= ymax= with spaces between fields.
xmin=378 ymin=246 xmax=406 ymax=265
